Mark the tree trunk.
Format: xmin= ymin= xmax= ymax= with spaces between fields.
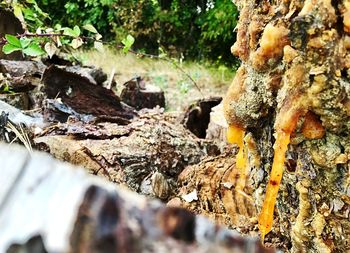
xmin=220 ymin=0 xmax=350 ymax=252
xmin=168 ymin=1 xmax=350 ymax=252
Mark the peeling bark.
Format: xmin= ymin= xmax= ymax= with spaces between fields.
xmin=42 ymin=65 xmax=135 ymax=120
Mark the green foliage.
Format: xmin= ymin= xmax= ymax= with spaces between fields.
xmin=197 ymin=0 xmax=239 ymax=65
xmin=0 ymin=0 xmax=49 ymax=31
xmin=121 ymin=35 xmax=135 ymax=54
xmin=34 ymin=0 xmax=239 ymax=66
xmin=63 ymin=26 xmax=81 ymax=37
xmin=0 ymin=83 xmax=11 ymax=93
xmin=2 ymin=0 xmax=239 ymax=66
xmin=2 ymin=35 xmax=45 ymax=56
xmin=37 ymin=0 xmax=117 ymax=39
xmin=0 ymin=0 xmax=105 ymax=57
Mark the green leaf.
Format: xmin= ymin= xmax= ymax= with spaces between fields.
xmin=5 ymin=35 xmax=21 ymax=48
xmin=20 ymin=37 xmax=32 ymax=48
xmin=121 ymin=34 xmax=135 ymax=53
xmin=63 ymin=28 xmax=75 ymax=37
xmin=73 ymin=26 xmax=81 ymax=37
xmin=63 ymin=27 xmax=80 ymax=37
xmin=22 ymin=43 xmax=45 ymax=57
xmin=13 ymin=4 xmax=25 ymax=23
xmin=55 ymin=24 xmax=62 ymax=30
xmin=83 ymin=24 xmax=98 ymax=34
xmin=2 ymin=44 xmax=22 ymax=54
xmin=126 ymin=35 xmax=135 ymax=46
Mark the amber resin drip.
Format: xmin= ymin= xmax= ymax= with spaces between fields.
xmin=258 ymin=130 xmax=291 ymax=240
xmin=227 ymin=125 xmax=248 ymax=192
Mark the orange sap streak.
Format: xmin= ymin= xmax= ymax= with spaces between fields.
xmin=227 ymin=125 xmax=248 ymax=191
xmin=227 ymin=125 xmax=244 ymax=147
xmin=258 ymin=130 xmax=291 ymax=240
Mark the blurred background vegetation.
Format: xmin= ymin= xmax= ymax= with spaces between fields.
xmin=1 ymin=0 xmax=240 ymax=110
xmin=35 ymin=0 xmax=239 ymax=67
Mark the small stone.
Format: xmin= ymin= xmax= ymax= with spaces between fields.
xmin=182 ymin=190 xmax=198 ymax=203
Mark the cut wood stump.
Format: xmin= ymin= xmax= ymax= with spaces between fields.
xmin=120 ymin=76 xmax=166 ymax=110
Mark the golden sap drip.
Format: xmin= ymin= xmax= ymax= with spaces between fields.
xmin=227 ymin=125 xmax=248 ymax=191
xmin=258 ymin=130 xmax=291 ymax=241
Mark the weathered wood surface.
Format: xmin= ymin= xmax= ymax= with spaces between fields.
xmin=169 ymin=149 xmax=257 ymax=232
xmin=0 ymin=59 xmax=46 ymax=78
xmin=34 ymin=111 xmax=221 ymax=201
xmin=0 ymin=143 xmax=276 ymax=253
xmin=42 ymin=65 xmax=135 ymax=122
xmin=0 ymin=100 xmax=44 ymax=127
xmin=0 ymin=59 xmax=46 ymax=110
xmin=0 ymin=59 xmax=119 ymax=113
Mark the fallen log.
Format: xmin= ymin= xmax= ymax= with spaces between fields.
xmin=34 ymin=110 xmax=221 ymax=201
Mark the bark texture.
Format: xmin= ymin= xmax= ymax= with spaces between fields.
xmin=220 ymin=0 xmax=350 ymax=252
xmin=169 ymin=149 xmax=257 ymax=230
xmin=34 ymin=111 xmax=221 ymax=201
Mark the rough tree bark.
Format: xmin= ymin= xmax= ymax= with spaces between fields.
xmin=223 ymin=0 xmax=350 ymax=252
xmin=171 ymin=1 xmax=350 ymax=252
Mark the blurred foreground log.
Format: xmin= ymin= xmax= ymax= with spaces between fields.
xmin=0 ymin=144 xmax=276 ymax=253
